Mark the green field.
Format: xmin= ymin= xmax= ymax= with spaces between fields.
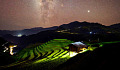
xmin=1 ymin=39 xmax=119 ymax=70
xmin=0 ymin=39 xmax=74 ymax=70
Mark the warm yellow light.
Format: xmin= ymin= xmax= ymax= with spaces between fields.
xmin=79 ymin=49 xmax=88 ymax=53
xmin=82 ymin=48 xmax=86 ymax=51
xmin=57 ymin=31 xmax=61 ymax=32
xmin=10 ymin=47 xmax=14 ymax=55
xmin=9 ymin=45 xmax=17 ymax=55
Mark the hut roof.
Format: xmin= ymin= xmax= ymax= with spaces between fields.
xmin=71 ymin=42 xmax=86 ymax=47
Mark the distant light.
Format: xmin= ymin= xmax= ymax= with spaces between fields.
xmin=78 ymin=27 xmax=81 ymax=28
xmin=90 ymin=32 xmax=92 ymax=34
xmin=3 ymin=50 xmax=6 ymax=52
xmin=10 ymin=45 xmax=17 ymax=55
xmin=13 ymin=45 xmax=17 ymax=47
xmin=3 ymin=47 xmax=8 ymax=53
xmin=17 ymin=34 xmax=22 ymax=37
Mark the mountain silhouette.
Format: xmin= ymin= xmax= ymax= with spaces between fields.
xmin=57 ymin=21 xmax=118 ymax=34
xmin=0 ymin=26 xmax=58 ymax=36
xmin=1 ymin=21 xmax=120 ymax=51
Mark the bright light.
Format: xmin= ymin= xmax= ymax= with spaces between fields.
xmin=9 ymin=45 xmax=17 ymax=55
xmin=69 ymin=49 xmax=88 ymax=57
xmin=10 ymin=47 xmax=14 ymax=55
xmin=90 ymin=32 xmax=92 ymax=34
xmin=69 ymin=52 xmax=78 ymax=57
xmin=88 ymin=10 xmax=90 ymax=13
xmin=3 ymin=47 xmax=9 ymax=52
xmin=17 ymin=34 xmax=22 ymax=37
xmin=13 ymin=45 xmax=17 ymax=47
xmin=79 ymin=48 xmax=88 ymax=53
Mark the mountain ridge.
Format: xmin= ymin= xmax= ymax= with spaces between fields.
xmin=1 ymin=21 xmax=120 ymax=36
xmin=0 ymin=26 xmax=58 ymax=36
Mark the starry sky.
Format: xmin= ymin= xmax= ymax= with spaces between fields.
xmin=0 ymin=0 xmax=120 ymax=30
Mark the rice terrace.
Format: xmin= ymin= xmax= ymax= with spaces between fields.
xmin=0 ymin=0 xmax=120 ymax=70
xmin=0 ymin=39 xmax=75 ymax=70
xmin=0 ymin=38 xmax=120 ymax=70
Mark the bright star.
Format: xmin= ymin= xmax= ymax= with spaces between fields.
xmin=88 ymin=10 xmax=90 ymax=13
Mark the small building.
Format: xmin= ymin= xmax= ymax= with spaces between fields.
xmin=68 ymin=42 xmax=87 ymax=53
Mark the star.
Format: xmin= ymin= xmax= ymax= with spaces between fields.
xmin=88 ymin=10 xmax=90 ymax=13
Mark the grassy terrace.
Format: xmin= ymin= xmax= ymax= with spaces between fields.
xmin=87 ymin=41 xmax=120 ymax=51
xmin=1 ymin=39 xmax=120 ymax=70
xmin=0 ymin=39 xmax=74 ymax=70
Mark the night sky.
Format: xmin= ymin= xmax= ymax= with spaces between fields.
xmin=0 ymin=0 xmax=120 ymax=30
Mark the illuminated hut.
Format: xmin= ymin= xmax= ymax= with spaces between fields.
xmin=68 ymin=42 xmax=87 ymax=53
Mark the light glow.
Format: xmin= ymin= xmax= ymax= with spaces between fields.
xmin=17 ymin=34 xmax=22 ymax=37
xmin=90 ymin=32 xmax=92 ymax=34
xmin=3 ymin=47 xmax=9 ymax=52
xmin=9 ymin=45 xmax=17 ymax=55
xmin=88 ymin=10 xmax=90 ymax=13
xmin=69 ymin=52 xmax=78 ymax=57
xmin=70 ymin=49 xmax=88 ymax=57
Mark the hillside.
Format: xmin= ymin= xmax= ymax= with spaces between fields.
xmin=0 ymin=21 xmax=120 ymax=70
xmin=57 ymin=21 xmax=118 ymax=34
xmin=0 ymin=26 xmax=58 ymax=36
xmin=1 ymin=21 xmax=120 ymax=51
xmin=0 ymin=37 xmax=7 ymax=52
xmin=2 ymin=30 xmax=120 ymax=51
xmin=1 ymin=39 xmax=120 ymax=70
xmin=0 ymin=39 xmax=74 ymax=70
xmin=55 ymin=42 xmax=120 ymax=70
xmin=109 ymin=23 xmax=120 ymax=32
xmin=110 ymin=23 xmax=120 ymax=29
xmin=0 ymin=37 xmax=16 ymax=66
xmin=1 ymin=21 xmax=120 ymax=37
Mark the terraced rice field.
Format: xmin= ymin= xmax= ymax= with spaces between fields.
xmin=0 ymin=39 xmax=74 ymax=70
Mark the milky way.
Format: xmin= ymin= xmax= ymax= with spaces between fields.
xmin=0 ymin=0 xmax=120 ymax=30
